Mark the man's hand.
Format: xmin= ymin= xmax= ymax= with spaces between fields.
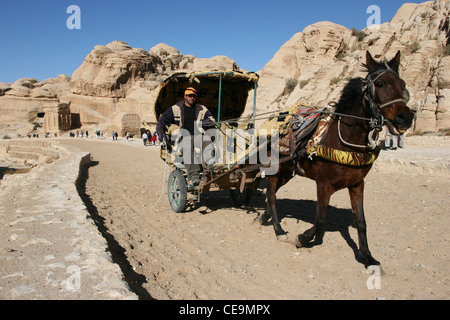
xmin=202 ymin=120 xmax=217 ymax=130
xmin=157 ymin=130 xmax=164 ymax=142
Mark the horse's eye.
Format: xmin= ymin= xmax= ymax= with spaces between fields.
xmin=375 ymin=81 xmax=383 ymax=88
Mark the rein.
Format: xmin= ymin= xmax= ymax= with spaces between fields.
xmin=304 ymin=67 xmax=407 ymax=166
xmin=207 ymin=67 xmax=407 ymax=168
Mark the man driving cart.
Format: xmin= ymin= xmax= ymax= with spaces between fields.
xmin=156 ymin=87 xmax=216 ymax=187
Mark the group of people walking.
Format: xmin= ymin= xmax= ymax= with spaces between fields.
xmin=69 ymin=130 xmax=88 ymax=138
xmin=142 ymin=130 xmax=158 ymax=146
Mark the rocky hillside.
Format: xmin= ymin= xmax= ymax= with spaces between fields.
xmin=250 ymin=0 xmax=449 ymax=134
xmin=0 ymin=0 xmax=448 ymax=137
xmin=65 ymin=41 xmax=239 ymax=131
xmin=0 ymin=42 xmax=238 ymax=137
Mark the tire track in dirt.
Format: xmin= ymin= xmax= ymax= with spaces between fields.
xmin=60 ymin=138 xmax=449 ymax=300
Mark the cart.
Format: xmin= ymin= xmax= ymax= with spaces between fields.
xmin=155 ymin=70 xmax=265 ymax=213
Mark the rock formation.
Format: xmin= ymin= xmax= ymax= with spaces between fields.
xmin=0 ymin=76 xmax=70 ymax=139
xmin=0 ymin=0 xmax=448 ymax=137
xmin=252 ymin=0 xmax=449 ymax=134
xmin=67 ymin=41 xmax=238 ymax=135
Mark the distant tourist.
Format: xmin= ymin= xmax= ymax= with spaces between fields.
xmin=142 ymin=132 xmax=148 ymax=146
xmin=151 ymin=132 xmax=157 ymax=145
xmin=385 ymin=130 xmax=405 ymax=150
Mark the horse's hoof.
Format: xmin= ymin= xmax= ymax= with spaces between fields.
xmin=258 ymin=214 xmax=271 ymax=226
xmin=276 ymin=234 xmax=289 ymax=242
xmin=361 ymin=253 xmax=381 ymax=269
xmin=295 ymin=234 xmax=308 ymax=248
xmin=295 ymin=235 xmax=303 ymax=248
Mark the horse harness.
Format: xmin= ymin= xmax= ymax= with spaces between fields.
xmin=360 ymin=66 xmax=410 ymax=146
xmin=282 ymin=66 xmax=409 ymax=169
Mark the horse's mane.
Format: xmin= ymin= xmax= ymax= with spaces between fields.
xmin=334 ymin=61 xmax=389 ymax=113
xmin=334 ymin=77 xmax=365 ymax=113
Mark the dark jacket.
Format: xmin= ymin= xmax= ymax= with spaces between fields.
xmin=156 ymin=100 xmax=215 ymax=140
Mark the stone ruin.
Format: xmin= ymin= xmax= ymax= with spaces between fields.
xmin=107 ymin=112 xmax=141 ymax=137
xmin=43 ymin=102 xmax=71 ymax=134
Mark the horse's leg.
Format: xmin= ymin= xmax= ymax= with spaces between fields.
xmin=262 ymin=174 xmax=289 ymax=240
xmin=259 ymin=174 xmax=274 ymax=225
xmin=296 ymin=183 xmax=331 ymax=247
xmin=348 ymin=181 xmax=380 ymax=267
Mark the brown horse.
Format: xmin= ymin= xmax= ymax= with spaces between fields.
xmin=260 ymin=51 xmax=415 ymax=267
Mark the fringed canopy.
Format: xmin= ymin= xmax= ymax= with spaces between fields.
xmin=154 ymin=70 xmax=259 ymax=121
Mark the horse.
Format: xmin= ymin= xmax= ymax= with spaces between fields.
xmin=259 ymin=51 xmax=415 ymax=267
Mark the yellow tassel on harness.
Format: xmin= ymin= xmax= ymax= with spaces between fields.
xmin=307 ymin=145 xmax=379 ymax=167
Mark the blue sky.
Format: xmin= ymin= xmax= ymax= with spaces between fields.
xmin=0 ymin=0 xmax=426 ymax=83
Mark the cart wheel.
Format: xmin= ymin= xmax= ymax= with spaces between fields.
xmin=168 ymin=170 xmax=188 ymax=213
xmin=229 ymin=188 xmax=252 ymax=207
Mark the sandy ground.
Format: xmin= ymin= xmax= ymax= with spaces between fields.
xmin=59 ymin=136 xmax=449 ymax=300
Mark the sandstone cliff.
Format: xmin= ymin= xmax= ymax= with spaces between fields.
xmin=0 ymin=75 xmax=70 ymax=138
xmin=0 ymin=41 xmax=238 ymax=137
xmin=252 ymin=0 xmax=449 ymax=134
xmin=64 ymin=41 xmax=238 ymax=133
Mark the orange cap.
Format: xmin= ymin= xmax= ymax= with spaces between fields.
xmin=184 ymin=87 xmax=197 ymax=96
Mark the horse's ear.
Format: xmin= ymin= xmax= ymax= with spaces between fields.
xmin=365 ymin=51 xmax=379 ymax=73
xmin=387 ymin=51 xmax=401 ymax=73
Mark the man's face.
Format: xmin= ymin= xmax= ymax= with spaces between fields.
xmin=184 ymin=94 xmax=197 ymax=106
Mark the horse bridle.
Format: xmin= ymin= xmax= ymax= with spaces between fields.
xmin=338 ymin=66 xmax=410 ymax=150
xmin=364 ymin=66 xmax=410 ymax=115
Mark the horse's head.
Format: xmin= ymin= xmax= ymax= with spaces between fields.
xmin=364 ymin=51 xmax=415 ymax=135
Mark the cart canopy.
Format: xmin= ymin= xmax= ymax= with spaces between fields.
xmin=154 ymin=70 xmax=259 ymax=121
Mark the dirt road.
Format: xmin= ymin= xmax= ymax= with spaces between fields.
xmin=61 ymin=137 xmax=449 ymax=300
